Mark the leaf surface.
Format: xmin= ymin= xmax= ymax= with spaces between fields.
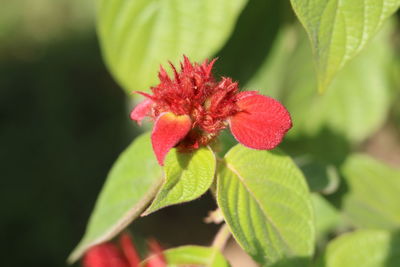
xmin=97 ymin=0 xmax=248 ymax=94
xmin=311 ymin=193 xmax=341 ymax=240
xmin=143 ymin=245 xmax=230 ymax=267
xmin=217 ymin=145 xmax=315 ymax=265
xmin=247 ymin=24 xmax=393 ymax=144
xmin=290 ymin=0 xmax=400 ymax=91
xmin=341 ymin=154 xmax=400 ymax=230
xmin=319 ymin=229 xmax=400 ymax=267
xmin=144 ymin=147 xmax=216 ymax=215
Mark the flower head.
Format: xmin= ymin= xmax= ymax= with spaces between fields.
xmin=131 ymin=56 xmax=292 ymax=165
xmin=83 ymin=233 xmax=165 ymax=267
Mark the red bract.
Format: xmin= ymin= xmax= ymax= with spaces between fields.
xmin=83 ymin=233 xmax=165 ymax=267
xmin=130 ymin=56 xmax=292 ymax=165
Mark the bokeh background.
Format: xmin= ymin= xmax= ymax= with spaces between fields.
xmin=1 ymin=1 xmax=399 ymax=267
xmin=0 ymin=1 xmax=220 ymax=266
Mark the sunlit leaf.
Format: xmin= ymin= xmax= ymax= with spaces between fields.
xmin=290 ymin=0 xmax=400 ymax=92
xmin=311 ymin=193 xmax=341 ymax=240
xmin=248 ymin=24 xmax=393 ymax=144
xmin=318 ymin=229 xmax=400 ymax=267
xmin=341 ymin=154 xmax=400 ymax=230
xmin=97 ymin=0 xmax=248 ymax=94
xmin=143 ymin=245 xmax=230 ymax=267
xmin=68 ymin=132 xmax=163 ymax=262
xmin=217 ymin=145 xmax=315 ymax=266
xmin=144 ymin=147 xmax=216 ymax=215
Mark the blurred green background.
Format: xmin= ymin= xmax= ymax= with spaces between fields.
xmin=0 ymin=1 xmax=129 ymax=266
xmin=1 ymin=1 xmax=399 ymax=266
xmin=1 ymin=1 xmax=221 ymax=266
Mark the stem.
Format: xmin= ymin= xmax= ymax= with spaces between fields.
xmin=204 ymin=208 xmax=224 ymax=224
xmin=212 ymin=224 xmax=231 ymax=251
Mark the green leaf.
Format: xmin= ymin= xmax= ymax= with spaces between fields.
xmin=290 ymin=0 xmax=400 ymax=92
xmin=287 ymin=28 xmax=391 ymax=143
xmin=68 ymin=132 xmax=163 ymax=263
xmin=249 ymin=24 xmax=392 ymax=145
xmin=319 ymin=229 xmax=400 ymax=267
xmin=217 ymin=145 xmax=315 ymax=266
xmin=144 ymin=147 xmax=216 ymax=215
xmin=341 ymin=154 xmax=400 ymax=230
xmin=97 ymin=0 xmax=248 ymax=94
xmin=143 ymin=245 xmax=230 ymax=267
xmin=311 ymin=193 xmax=341 ymax=240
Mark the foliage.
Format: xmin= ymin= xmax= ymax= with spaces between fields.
xmin=217 ymin=145 xmax=314 ymax=265
xmin=97 ymin=0 xmax=247 ymax=94
xmin=68 ymin=0 xmax=400 ymax=266
xmin=143 ymin=245 xmax=230 ymax=267
xmin=317 ymin=229 xmax=400 ymax=267
xmin=290 ymin=0 xmax=400 ymax=92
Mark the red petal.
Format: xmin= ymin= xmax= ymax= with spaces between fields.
xmin=119 ymin=233 xmax=141 ymax=267
xmin=158 ymin=65 xmax=171 ymax=83
xmin=130 ymin=99 xmax=153 ymax=125
xmin=235 ymin=90 xmax=258 ymax=101
xmin=145 ymin=254 xmax=166 ymax=267
xmin=229 ymin=94 xmax=292 ymax=150
xmin=203 ymin=58 xmax=217 ymax=78
xmin=83 ymin=243 xmax=129 ymax=267
xmin=145 ymin=239 xmax=166 ymax=267
xmin=151 ymin=112 xmax=192 ymax=165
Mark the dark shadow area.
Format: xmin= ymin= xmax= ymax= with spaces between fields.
xmin=282 ymin=128 xmax=352 ymax=210
xmin=215 ymin=1 xmax=293 ymax=85
xmin=300 ymin=160 xmax=340 ymax=194
xmin=282 ymin=127 xmax=351 ymax=167
xmin=176 ymin=149 xmax=193 ymax=170
xmin=0 ymin=32 xmax=224 ymax=266
xmin=0 ymin=32 xmax=132 ymax=267
xmin=386 ymin=230 xmax=400 ymax=266
xmin=214 ymin=129 xmax=237 ymax=157
xmin=133 ymin=192 xmax=219 ymax=249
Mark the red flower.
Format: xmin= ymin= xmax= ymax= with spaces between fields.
xmin=130 ymin=56 xmax=292 ymax=165
xmin=83 ymin=233 xmax=165 ymax=267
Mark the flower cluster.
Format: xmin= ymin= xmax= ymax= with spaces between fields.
xmin=83 ymin=233 xmax=165 ymax=267
xmin=131 ymin=56 xmax=292 ymax=165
